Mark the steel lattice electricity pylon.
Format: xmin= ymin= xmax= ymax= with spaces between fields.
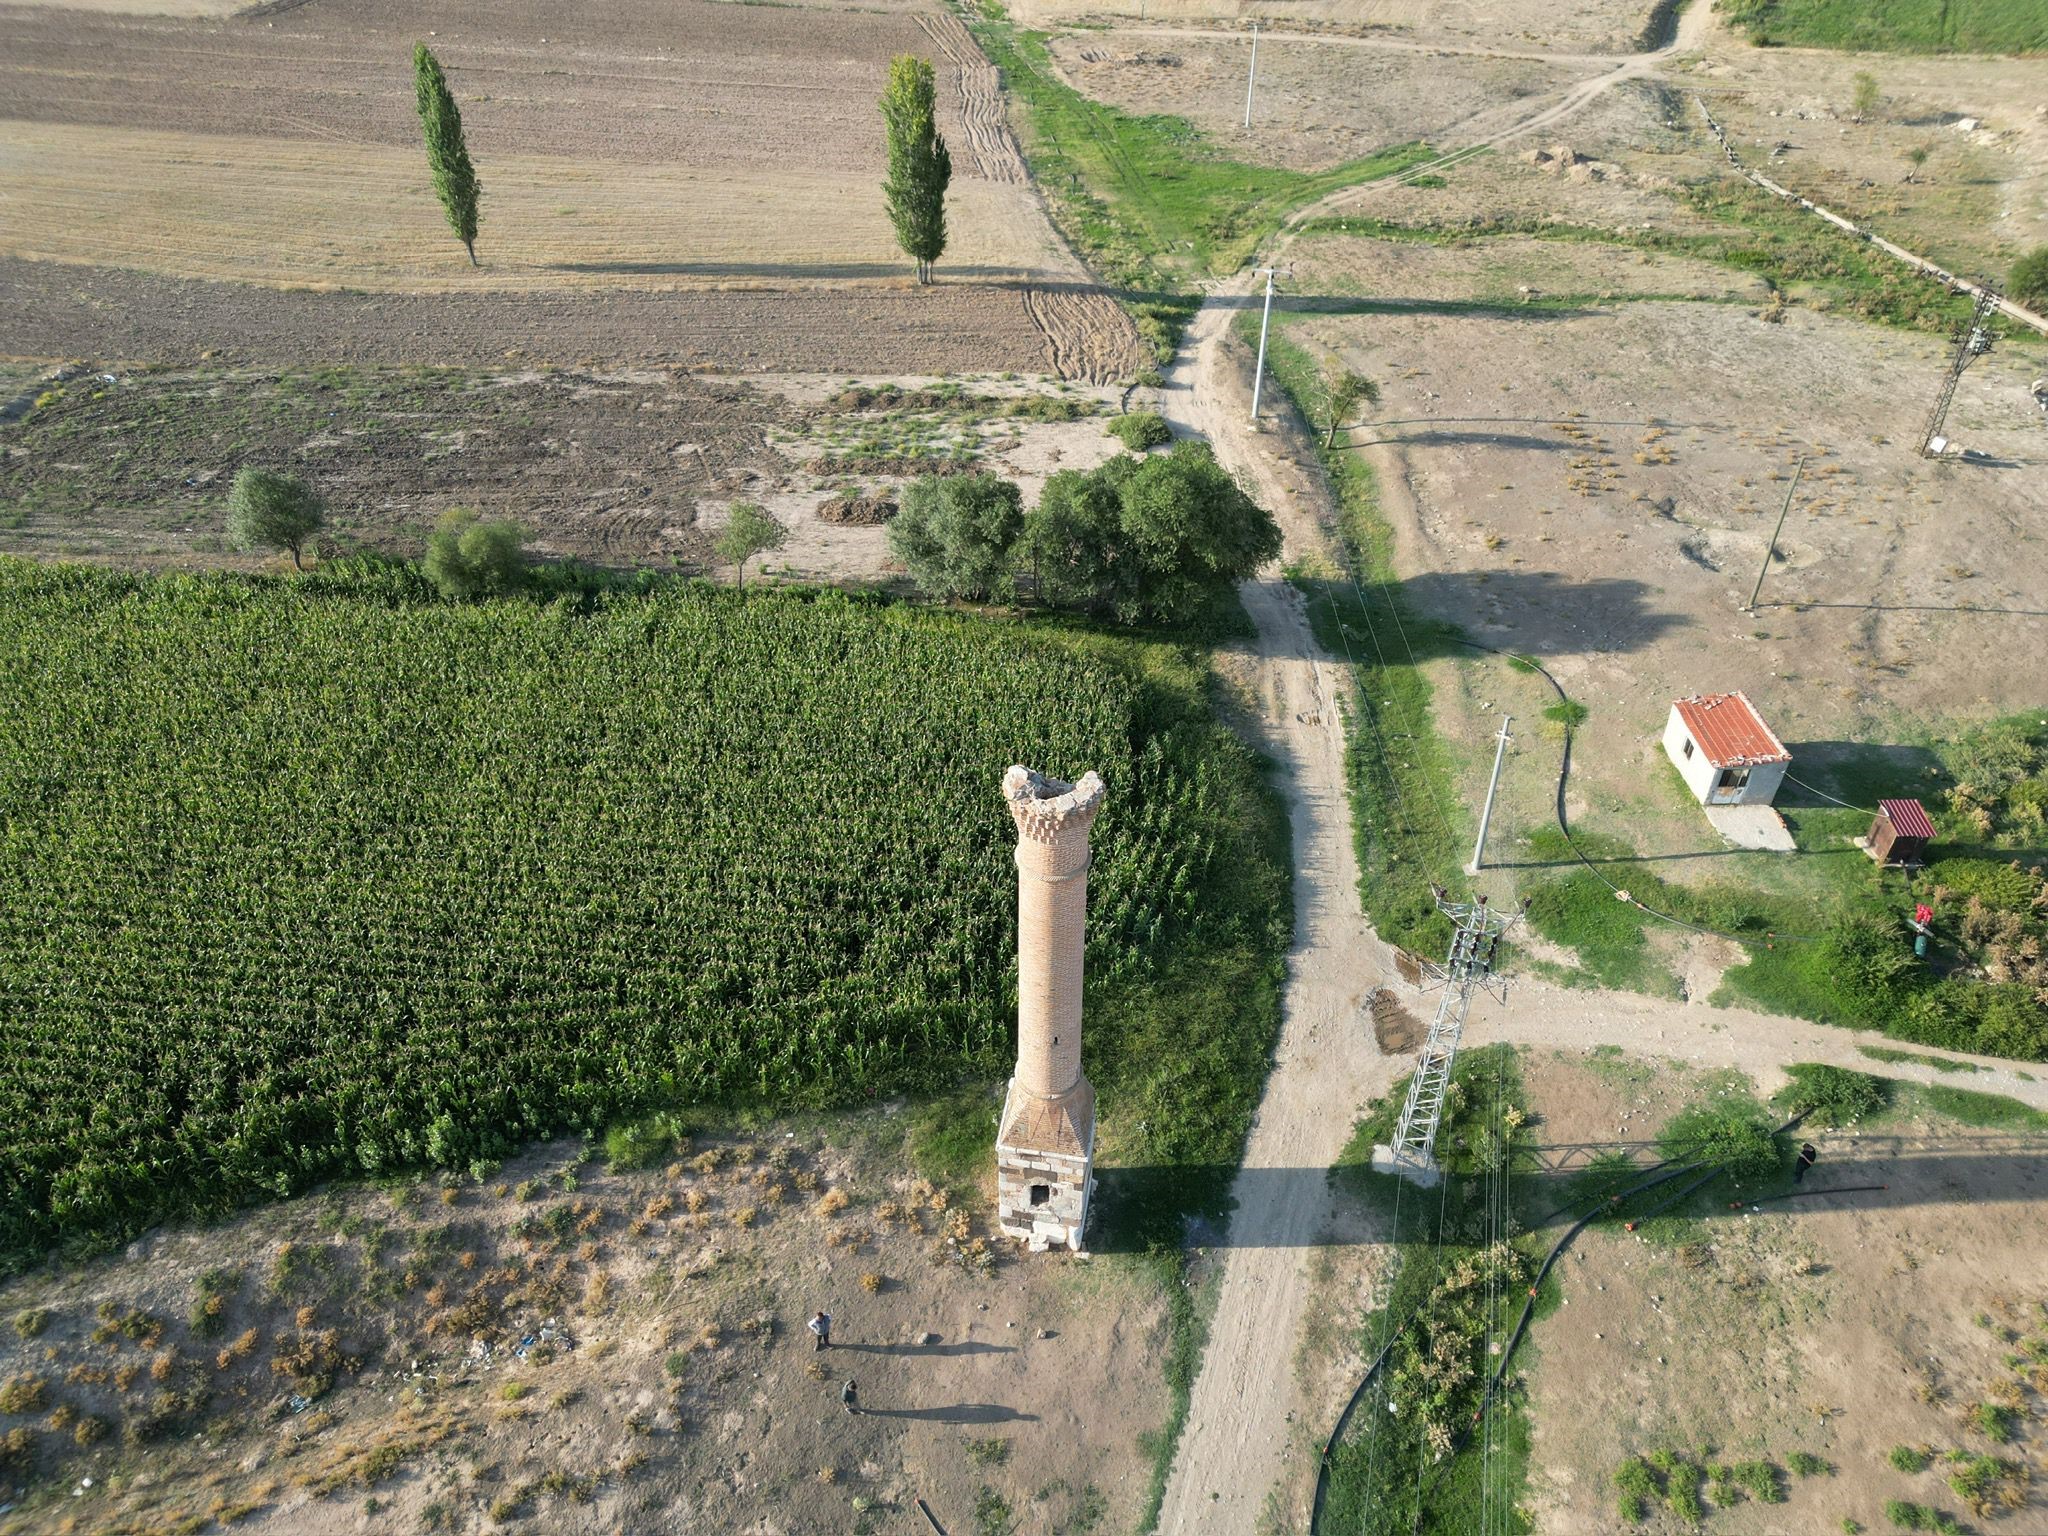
xmin=1920 ymin=289 xmax=1999 ymax=458
xmin=1372 ymin=889 xmax=1523 ymax=1187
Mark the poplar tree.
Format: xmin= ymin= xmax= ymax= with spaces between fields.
xmin=413 ymin=43 xmax=482 ymax=266
xmin=880 ymin=56 xmax=951 ymax=285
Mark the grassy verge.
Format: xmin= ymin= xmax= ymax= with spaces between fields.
xmin=1322 ymin=1045 xmax=1537 ymax=1536
xmin=1252 ymin=317 xmax=1467 ymax=952
xmin=1718 ymin=0 xmax=2048 ymax=53
xmin=1293 ymin=170 xmax=1984 ymax=335
xmin=1776 ymin=1063 xmax=2048 ymax=1132
xmin=967 ymin=10 xmax=1430 ymax=359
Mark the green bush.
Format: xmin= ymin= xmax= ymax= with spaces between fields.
xmin=1029 ymin=441 xmax=1280 ymax=626
xmin=1614 ymin=1455 xmax=1658 ymax=1522
xmin=2011 ymin=246 xmax=2048 ymax=312
xmin=603 ymin=1112 xmax=691 ymax=1173
xmin=1778 ymin=1064 xmax=1889 ymax=1125
xmin=1888 ymin=1445 xmax=1929 ymax=1473
xmin=1971 ymin=1401 xmax=2017 ymax=1442
xmin=1731 ymin=1459 xmax=1784 ymax=1503
xmin=1925 ymin=857 xmax=2040 ymax=913
xmin=1659 ymin=1100 xmax=1783 ymax=1184
xmin=1106 ymin=411 xmax=1171 ymax=451
xmin=1886 ymin=1500 xmax=1928 ymax=1530
xmin=1787 ymin=1451 xmax=1831 ymax=1477
xmin=423 ymin=507 xmax=526 ymax=598
xmin=888 ymin=472 xmax=1024 ymax=602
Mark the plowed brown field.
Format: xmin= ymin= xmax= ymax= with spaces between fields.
xmin=0 ymin=0 xmax=1144 ymax=379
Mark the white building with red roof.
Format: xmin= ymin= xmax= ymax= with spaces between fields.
xmin=1662 ymin=692 xmax=1791 ymax=807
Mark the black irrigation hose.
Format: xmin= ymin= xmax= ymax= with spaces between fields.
xmin=1622 ymin=1167 xmax=1723 ymax=1231
xmin=1732 ymin=1183 xmax=1890 ymax=1207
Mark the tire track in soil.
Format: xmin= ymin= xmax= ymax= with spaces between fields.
xmin=916 ymin=10 xmax=1027 ymax=185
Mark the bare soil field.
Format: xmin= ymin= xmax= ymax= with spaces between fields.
xmin=1007 ymin=0 xmax=1670 ymax=55
xmin=1675 ymin=6 xmax=2048 ymax=280
xmin=0 ymin=259 xmax=1146 ymax=381
xmin=0 ymin=1116 xmax=1165 ymax=1536
xmin=1045 ymin=30 xmax=1586 ymax=172
xmin=0 ymin=121 xmax=1062 ymax=294
xmin=0 ymin=0 xmax=1145 ymax=377
xmin=0 ymin=367 xmax=1124 ymax=574
xmin=1278 ymin=234 xmax=2048 ymax=861
xmin=1518 ymin=1053 xmax=2048 ymax=1536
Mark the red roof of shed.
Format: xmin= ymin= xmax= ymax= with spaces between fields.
xmin=1670 ymin=692 xmax=1790 ymax=767
xmin=1879 ymin=798 xmax=1935 ymax=840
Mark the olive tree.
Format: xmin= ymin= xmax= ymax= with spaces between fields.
xmin=226 ymin=467 xmax=324 ymax=569
xmin=1322 ymin=362 xmax=1381 ymax=448
xmin=714 ymin=501 xmax=786 ymax=593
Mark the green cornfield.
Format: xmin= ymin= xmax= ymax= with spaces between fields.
xmin=0 ymin=560 xmax=1279 ymax=1267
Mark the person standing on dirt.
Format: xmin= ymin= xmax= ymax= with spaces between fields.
xmin=808 ymin=1310 xmax=832 ymax=1351
xmin=841 ymin=1378 xmax=860 ymax=1416
xmin=1795 ymin=1142 xmax=1818 ymax=1183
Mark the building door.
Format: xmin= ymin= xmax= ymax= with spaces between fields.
xmin=1712 ymin=766 xmax=1751 ymax=803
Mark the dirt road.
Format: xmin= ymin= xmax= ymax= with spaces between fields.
xmin=1152 ymin=277 xmax=1400 ymax=1535
xmin=1150 ymin=9 xmax=1790 ymax=1527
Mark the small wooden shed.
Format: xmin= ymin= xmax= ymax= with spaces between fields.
xmin=1867 ymin=798 xmax=1933 ymax=866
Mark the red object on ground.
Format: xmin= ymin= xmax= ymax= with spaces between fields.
xmin=1915 ymin=903 xmax=1934 ymax=926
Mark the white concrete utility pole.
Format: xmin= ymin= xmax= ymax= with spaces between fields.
xmin=1249 ymin=266 xmax=1277 ymax=422
xmin=1243 ymin=22 xmax=1260 ymax=130
xmin=1466 ymin=714 xmax=1512 ymax=875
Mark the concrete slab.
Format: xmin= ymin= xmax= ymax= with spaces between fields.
xmin=1704 ymin=802 xmax=1796 ymax=852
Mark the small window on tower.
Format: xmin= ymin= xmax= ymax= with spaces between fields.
xmin=1029 ymin=1184 xmax=1052 ymax=1207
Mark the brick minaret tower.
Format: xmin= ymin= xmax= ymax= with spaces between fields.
xmin=995 ymin=764 xmax=1105 ymax=1252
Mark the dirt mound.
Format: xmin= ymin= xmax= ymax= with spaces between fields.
xmin=819 ymin=493 xmax=899 ymax=525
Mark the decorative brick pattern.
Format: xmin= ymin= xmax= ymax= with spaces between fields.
xmin=996 ymin=765 xmax=1103 ymax=1252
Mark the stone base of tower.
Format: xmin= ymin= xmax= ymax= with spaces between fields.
xmin=995 ymin=1078 xmax=1096 ymax=1253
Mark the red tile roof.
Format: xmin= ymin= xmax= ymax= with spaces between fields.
xmin=1671 ymin=692 xmax=1790 ymax=767
xmin=1880 ymin=798 xmax=1935 ymax=840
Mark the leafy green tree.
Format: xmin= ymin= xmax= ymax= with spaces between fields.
xmin=226 ymin=468 xmax=324 ymax=569
xmin=414 ymin=44 xmax=482 ymax=265
xmin=1902 ymin=142 xmax=1931 ymax=182
xmin=2010 ymin=246 xmax=2048 ymax=311
xmin=880 ymin=56 xmax=951 ymax=284
xmin=1029 ymin=441 xmax=1281 ymax=625
xmin=714 ymin=501 xmax=786 ymax=593
xmin=1850 ymin=71 xmax=1880 ymax=120
xmin=424 ymin=507 xmax=525 ymax=598
xmin=888 ymin=472 xmax=1023 ymax=601
xmin=1322 ymin=362 xmax=1380 ymax=448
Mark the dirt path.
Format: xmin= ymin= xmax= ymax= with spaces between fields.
xmin=1148 ymin=8 xmax=1759 ymax=1526
xmin=1152 ymin=277 xmax=1400 ymax=1535
xmin=1466 ymin=976 xmax=2048 ymax=1111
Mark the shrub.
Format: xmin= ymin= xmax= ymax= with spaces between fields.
xmin=887 ymin=472 xmax=1024 ymax=602
xmin=1786 ymin=1450 xmax=1830 ymax=1477
xmin=1106 ymin=411 xmax=1171 ymax=451
xmin=2011 ymin=246 xmax=2048 ymax=312
xmin=1614 ymin=1455 xmax=1658 ymax=1521
xmin=1778 ymin=1064 xmax=1889 ymax=1126
xmin=423 ymin=507 xmax=527 ymax=599
xmin=1971 ymin=1401 xmax=2017 ymax=1442
xmin=1890 ymin=1445 xmax=1930 ymax=1473
xmin=1885 ymin=1500 xmax=1927 ymax=1530
xmin=11 ymin=1310 xmax=48 ymax=1340
xmin=0 ymin=1375 xmax=46 ymax=1414
xmin=1028 ymin=440 xmax=1281 ymax=625
xmin=1659 ymin=1101 xmax=1782 ymax=1184
xmin=1730 ymin=1459 xmax=1783 ymax=1503
xmin=603 ymin=1113 xmax=690 ymax=1173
